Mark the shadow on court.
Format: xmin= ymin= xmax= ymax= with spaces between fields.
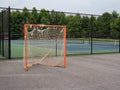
xmin=0 ymin=54 xmax=120 ymax=90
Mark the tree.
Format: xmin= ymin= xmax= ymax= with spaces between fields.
xmin=11 ymin=10 xmax=23 ymax=39
xmin=90 ymin=15 xmax=97 ymax=38
xmin=110 ymin=17 xmax=120 ymax=39
xmin=49 ymin=10 xmax=57 ymax=24
xmin=81 ymin=16 xmax=91 ymax=38
xmin=40 ymin=9 xmax=50 ymax=24
xmin=57 ymin=12 xmax=66 ymax=25
xmin=30 ymin=7 xmax=38 ymax=24
xmin=66 ymin=14 xmax=82 ymax=38
xmin=110 ymin=11 xmax=119 ymax=39
xmin=111 ymin=10 xmax=119 ymax=19
xmin=22 ymin=7 xmax=30 ymax=23
xmin=9 ymin=7 xmax=120 ymax=39
xmin=72 ymin=13 xmax=82 ymax=37
xmin=96 ymin=12 xmax=112 ymax=38
xmin=66 ymin=15 xmax=74 ymax=37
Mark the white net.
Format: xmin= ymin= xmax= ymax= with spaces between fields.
xmin=24 ymin=24 xmax=66 ymax=70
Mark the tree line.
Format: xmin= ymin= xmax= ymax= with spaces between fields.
xmin=10 ymin=7 xmax=120 ymax=39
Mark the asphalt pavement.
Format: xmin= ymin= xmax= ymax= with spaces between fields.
xmin=0 ymin=54 xmax=120 ymax=90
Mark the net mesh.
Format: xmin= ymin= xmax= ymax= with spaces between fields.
xmin=24 ymin=24 xmax=66 ymax=70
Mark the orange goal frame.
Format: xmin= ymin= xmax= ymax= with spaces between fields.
xmin=24 ymin=24 xmax=66 ymax=71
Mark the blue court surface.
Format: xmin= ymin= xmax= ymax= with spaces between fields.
xmin=10 ymin=39 xmax=119 ymax=58
xmin=67 ymin=40 xmax=119 ymax=54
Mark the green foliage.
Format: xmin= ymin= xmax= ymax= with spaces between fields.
xmin=111 ymin=10 xmax=119 ymax=19
xmin=110 ymin=18 xmax=120 ymax=31
xmin=57 ymin=12 xmax=66 ymax=25
xmin=40 ymin=9 xmax=50 ymax=24
xmin=22 ymin=7 xmax=30 ymax=23
xmin=30 ymin=7 xmax=38 ymax=24
xmin=96 ymin=12 xmax=112 ymax=38
xmin=10 ymin=7 xmax=120 ymax=39
xmin=11 ymin=10 xmax=24 ymax=39
xmin=81 ymin=16 xmax=91 ymax=37
xmin=110 ymin=17 xmax=120 ymax=38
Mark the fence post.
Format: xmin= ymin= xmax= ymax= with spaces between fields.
xmin=55 ymin=12 xmax=58 ymax=56
xmin=119 ymin=32 xmax=120 ymax=53
xmin=1 ymin=10 xmax=4 ymax=56
xmin=8 ymin=6 xmax=11 ymax=59
xmin=90 ymin=15 xmax=93 ymax=54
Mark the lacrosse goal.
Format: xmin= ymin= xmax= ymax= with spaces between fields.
xmin=24 ymin=24 xmax=66 ymax=71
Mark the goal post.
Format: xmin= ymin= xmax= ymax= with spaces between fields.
xmin=24 ymin=24 xmax=66 ymax=71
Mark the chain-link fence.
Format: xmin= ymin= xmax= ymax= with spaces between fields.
xmin=0 ymin=7 xmax=120 ymax=59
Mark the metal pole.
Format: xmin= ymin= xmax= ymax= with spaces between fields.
xmin=90 ymin=15 xmax=93 ymax=54
xmin=55 ymin=12 xmax=58 ymax=56
xmin=119 ymin=32 xmax=120 ymax=53
xmin=0 ymin=10 xmax=1 ymax=55
xmin=1 ymin=10 xmax=4 ymax=56
xmin=55 ymin=39 xmax=57 ymax=56
xmin=8 ymin=6 xmax=11 ymax=59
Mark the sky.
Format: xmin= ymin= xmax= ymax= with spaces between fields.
xmin=0 ymin=0 xmax=120 ymax=15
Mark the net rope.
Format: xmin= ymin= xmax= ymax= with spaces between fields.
xmin=24 ymin=25 xmax=65 ymax=69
